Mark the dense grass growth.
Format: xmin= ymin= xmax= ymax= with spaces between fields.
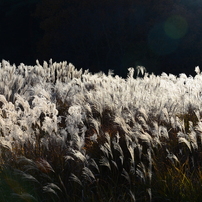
xmin=0 ymin=60 xmax=202 ymax=201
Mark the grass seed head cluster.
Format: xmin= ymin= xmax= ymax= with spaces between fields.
xmin=0 ymin=60 xmax=202 ymax=201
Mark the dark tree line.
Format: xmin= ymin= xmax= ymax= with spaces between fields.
xmin=1 ymin=0 xmax=202 ymax=76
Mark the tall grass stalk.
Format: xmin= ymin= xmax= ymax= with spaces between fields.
xmin=0 ymin=60 xmax=202 ymax=201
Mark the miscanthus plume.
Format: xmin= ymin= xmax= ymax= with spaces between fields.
xmin=0 ymin=59 xmax=202 ymax=201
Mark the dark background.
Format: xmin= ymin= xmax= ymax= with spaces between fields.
xmin=1 ymin=0 xmax=202 ymax=77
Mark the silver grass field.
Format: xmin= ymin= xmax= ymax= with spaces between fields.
xmin=0 ymin=60 xmax=202 ymax=201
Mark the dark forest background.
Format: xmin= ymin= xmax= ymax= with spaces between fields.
xmin=1 ymin=0 xmax=202 ymax=77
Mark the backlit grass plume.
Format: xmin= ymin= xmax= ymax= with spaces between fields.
xmin=0 ymin=59 xmax=202 ymax=201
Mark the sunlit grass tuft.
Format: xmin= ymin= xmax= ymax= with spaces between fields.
xmin=0 ymin=60 xmax=202 ymax=201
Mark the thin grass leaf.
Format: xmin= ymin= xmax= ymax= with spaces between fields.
xmin=137 ymin=132 xmax=152 ymax=147
xmin=17 ymin=156 xmax=36 ymax=167
xmin=128 ymin=145 xmax=135 ymax=164
xmin=159 ymin=126 xmax=169 ymax=139
xmin=36 ymin=158 xmax=55 ymax=174
xmin=99 ymin=156 xmax=111 ymax=171
xmin=178 ymin=137 xmax=191 ymax=151
xmin=189 ymin=130 xmax=198 ymax=150
xmin=121 ymin=168 xmax=131 ymax=184
xmin=112 ymin=141 xmax=124 ymax=157
xmin=100 ymin=144 xmax=110 ymax=159
xmin=88 ymin=158 xmax=100 ymax=173
xmin=136 ymin=107 xmax=148 ymax=121
xmin=128 ymin=190 xmax=136 ymax=202
xmin=104 ymin=142 xmax=113 ymax=159
xmin=69 ymin=173 xmax=83 ymax=186
xmin=136 ymin=162 xmax=146 ymax=184
xmin=21 ymin=172 xmax=40 ymax=185
xmin=166 ymin=149 xmax=179 ymax=165
xmin=110 ymin=160 xmax=119 ymax=171
xmin=82 ymin=167 xmax=95 ymax=184
xmin=67 ymin=150 xmax=86 ymax=163
xmin=43 ymin=183 xmax=61 ymax=200
xmin=159 ymin=107 xmax=169 ymax=124
xmin=12 ymin=193 xmax=38 ymax=202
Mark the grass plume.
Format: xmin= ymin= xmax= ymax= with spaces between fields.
xmin=0 ymin=60 xmax=202 ymax=201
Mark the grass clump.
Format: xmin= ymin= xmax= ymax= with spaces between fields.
xmin=0 ymin=60 xmax=202 ymax=201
